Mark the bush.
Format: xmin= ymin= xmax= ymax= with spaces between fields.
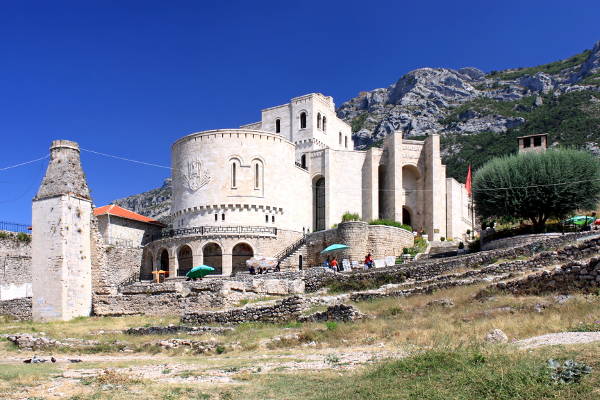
xmin=341 ymin=212 xmax=360 ymax=222
xmin=474 ymin=149 xmax=600 ymax=231
xmin=440 ymin=237 xmax=445 ymax=241
xmin=16 ymin=232 xmax=31 ymax=243
xmin=369 ymin=219 xmax=412 ymax=232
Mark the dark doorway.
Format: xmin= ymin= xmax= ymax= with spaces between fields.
xmin=202 ymin=243 xmax=222 ymax=275
xmin=232 ymin=243 xmax=253 ymax=275
xmin=299 ymin=255 xmax=303 ymax=270
xmin=140 ymin=251 xmax=153 ymax=281
xmin=378 ymin=165 xmax=386 ymax=220
xmin=177 ymin=245 xmax=193 ymax=277
xmin=313 ymin=177 xmax=326 ymax=231
xmin=403 ymin=207 xmax=412 ymax=228
xmin=160 ymin=249 xmax=170 ymax=277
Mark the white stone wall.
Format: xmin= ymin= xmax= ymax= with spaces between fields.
xmin=96 ymin=214 xmax=161 ymax=247
xmin=0 ymin=232 xmax=32 ymax=301
xmin=171 ymin=130 xmax=312 ymax=233
xmin=32 ymin=195 xmax=92 ymax=321
xmin=446 ymin=178 xmax=471 ymax=242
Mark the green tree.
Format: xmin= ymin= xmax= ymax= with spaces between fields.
xmin=473 ymin=149 xmax=600 ymax=231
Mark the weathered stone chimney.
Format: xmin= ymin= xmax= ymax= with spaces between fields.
xmin=31 ymin=140 xmax=93 ymax=321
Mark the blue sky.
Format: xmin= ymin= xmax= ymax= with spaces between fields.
xmin=1 ymin=0 xmax=599 ymax=224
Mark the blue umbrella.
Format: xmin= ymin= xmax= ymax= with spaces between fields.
xmin=320 ymin=244 xmax=350 ymax=254
xmin=186 ymin=265 xmax=215 ymax=279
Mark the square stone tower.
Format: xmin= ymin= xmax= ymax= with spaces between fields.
xmin=31 ymin=140 xmax=93 ymax=321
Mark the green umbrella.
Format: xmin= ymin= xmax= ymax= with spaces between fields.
xmin=186 ymin=265 xmax=215 ymax=279
xmin=320 ymin=244 xmax=349 ymax=254
xmin=564 ymin=216 xmax=595 ymax=226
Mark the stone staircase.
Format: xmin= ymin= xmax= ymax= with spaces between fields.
xmin=275 ymin=236 xmax=307 ymax=270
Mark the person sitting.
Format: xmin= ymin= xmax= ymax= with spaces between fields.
xmin=322 ymin=256 xmax=330 ymax=269
xmin=330 ymin=256 xmax=339 ymax=272
xmin=364 ymin=253 xmax=374 ymax=269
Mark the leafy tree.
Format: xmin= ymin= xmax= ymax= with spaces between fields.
xmin=473 ymin=149 xmax=600 ymax=231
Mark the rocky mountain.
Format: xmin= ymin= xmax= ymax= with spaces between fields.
xmin=112 ymin=178 xmax=172 ymax=223
xmin=113 ymin=41 xmax=600 ymax=220
xmin=338 ymin=40 xmax=600 ymax=180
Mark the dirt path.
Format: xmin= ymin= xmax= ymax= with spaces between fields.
xmin=515 ymin=332 xmax=600 ymax=349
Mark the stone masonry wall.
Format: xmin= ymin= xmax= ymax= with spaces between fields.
xmin=0 ymin=297 xmax=32 ymax=320
xmin=0 ymin=231 xmax=32 ymax=300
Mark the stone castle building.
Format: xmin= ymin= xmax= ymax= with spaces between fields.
xmin=141 ymin=93 xmax=472 ymax=278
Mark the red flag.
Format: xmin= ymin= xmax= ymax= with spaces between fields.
xmin=466 ymin=165 xmax=472 ymax=196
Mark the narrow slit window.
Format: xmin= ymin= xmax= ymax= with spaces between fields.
xmin=275 ymin=119 xmax=281 ymax=133
xmin=322 ymin=116 xmax=327 ymax=132
xmin=266 ymin=215 xmax=269 ymax=223
xmin=231 ymin=162 xmax=237 ymax=188
xmin=222 ymin=214 xmax=225 ymax=221
xmin=214 ymin=213 xmax=218 ymax=221
xmin=339 ymin=132 xmax=342 ymax=145
xmin=300 ymin=112 xmax=306 ymax=129
xmin=317 ymin=113 xmax=321 ymax=129
xmin=345 ymin=136 xmax=348 ymax=148
xmin=272 ymin=215 xmax=275 ymax=223
xmin=255 ymin=163 xmax=260 ymax=189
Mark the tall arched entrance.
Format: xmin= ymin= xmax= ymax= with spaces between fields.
xmin=140 ymin=250 xmax=153 ymax=281
xmin=378 ymin=165 xmax=387 ymax=220
xmin=177 ymin=245 xmax=193 ymax=277
xmin=159 ymin=249 xmax=170 ymax=277
xmin=313 ymin=176 xmax=326 ymax=231
xmin=232 ymin=243 xmax=253 ymax=275
xmin=202 ymin=243 xmax=222 ymax=275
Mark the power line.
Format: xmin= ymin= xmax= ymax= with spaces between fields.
xmin=0 ymin=155 xmax=49 ymax=172
xmin=80 ymin=148 xmax=172 ymax=170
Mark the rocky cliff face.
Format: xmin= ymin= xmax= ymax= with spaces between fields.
xmin=112 ymin=178 xmax=172 ymax=224
xmin=338 ymin=40 xmax=600 ymax=149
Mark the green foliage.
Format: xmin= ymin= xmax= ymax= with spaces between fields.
xmin=473 ymin=149 xmax=600 ymax=230
xmin=580 ymin=72 xmax=600 ymax=86
xmin=487 ymin=49 xmax=591 ymax=80
xmin=341 ymin=212 xmax=360 ymax=222
xmin=0 ymin=231 xmax=9 ymax=239
xmin=325 ymin=321 xmax=338 ymax=331
xmin=215 ymin=345 xmax=225 ymax=354
xmin=441 ymin=96 xmax=536 ymax=125
xmin=440 ymin=237 xmax=445 ymax=241
xmin=404 ymin=236 xmax=427 ymax=256
xmin=442 ymin=90 xmax=600 ymax=183
xmin=547 ymin=359 xmax=592 ymax=384
xmin=368 ymin=219 xmax=412 ymax=231
xmin=350 ymin=113 xmax=368 ymax=133
xmin=16 ymin=232 xmax=31 ymax=243
xmin=325 ymin=353 xmax=341 ymax=365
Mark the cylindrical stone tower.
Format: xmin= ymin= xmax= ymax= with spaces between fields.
xmin=31 ymin=140 xmax=93 ymax=321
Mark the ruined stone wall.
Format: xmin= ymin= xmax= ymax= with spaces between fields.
xmin=481 ymin=233 xmax=565 ymax=251
xmin=181 ymin=296 xmax=304 ymax=324
xmin=0 ymin=232 xmax=32 ymax=300
xmin=92 ymin=277 xmax=304 ymax=317
xmin=0 ymin=297 xmax=32 ymax=320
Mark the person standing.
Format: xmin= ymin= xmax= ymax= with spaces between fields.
xmin=330 ymin=256 xmax=339 ymax=272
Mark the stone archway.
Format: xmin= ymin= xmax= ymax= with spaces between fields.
xmin=159 ymin=249 xmax=170 ymax=277
xmin=140 ymin=250 xmax=153 ymax=281
xmin=313 ymin=176 xmax=325 ymax=231
xmin=202 ymin=242 xmax=222 ymax=275
xmin=177 ymin=245 xmax=193 ymax=277
xmin=232 ymin=242 xmax=254 ymax=275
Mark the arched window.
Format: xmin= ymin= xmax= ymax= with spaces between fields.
xmin=231 ymin=162 xmax=237 ymax=188
xmin=317 ymin=113 xmax=321 ymax=129
xmin=301 ymin=154 xmax=307 ymax=169
xmin=322 ymin=116 xmax=327 ymax=132
xmin=275 ymin=119 xmax=281 ymax=133
xmin=345 ymin=136 xmax=348 ymax=148
xmin=339 ymin=132 xmax=342 ymax=145
xmin=300 ymin=112 xmax=307 ymax=129
xmin=252 ymin=159 xmax=263 ymax=189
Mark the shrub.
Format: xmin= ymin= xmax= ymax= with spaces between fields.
xmin=0 ymin=231 xmax=9 ymax=239
xmin=341 ymin=212 xmax=360 ymax=222
xmin=440 ymin=237 xmax=445 ymax=241
xmin=473 ymin=149 xmax=600 ymax=231
xmin=16 ymin=232 xmax=31 ymax=243
xmin=369 ymin=219 xmax=412 ymax=232
xmin=547 ymin=359 xmax=592 ymax=384
xmin=325 ymin=321 xmax=338 ymax=331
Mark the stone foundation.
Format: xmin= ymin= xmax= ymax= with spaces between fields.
xmin=0 ymin=297 xmax=32 ymax=320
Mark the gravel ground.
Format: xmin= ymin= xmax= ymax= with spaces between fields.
xmin=515 ymin=332 xmax=600 ymax=349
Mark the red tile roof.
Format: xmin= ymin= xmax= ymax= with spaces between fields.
xmin=93 ymin=204 xmax=165 ymax=227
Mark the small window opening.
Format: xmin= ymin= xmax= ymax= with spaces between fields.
xmin=214 ymin=213 xmax=218 ymax=221
xmin=533 ymin=136 xmax=542 ymax=146
xmin=222 ymin=214 xmax=225 ymax=221
xmin=301 ymin=154 xmax=307 ymax=169
xmin=317 ymin=113 xmax=321 ymax=129
xmin=322 ymin=116 xmax=327 ymax=132
xmin=255 ymin=163 xmax=260 ymax=189
xmin=345 ymin=136 xmax=348 ymax=148
xmin=231 ymin=162 xmax=237 ymax=187
xmin=339 ymin=132 xmax=342 ymax=145
xmin=272 ymin=215 xmax=275 ymax=223
xmin=275 ymin=119 xmax=281 ymax=133
xmin=300 ymin=112 xmax=307 ymax=129
xmin=266 ymin=215 xmax=269 ymax=223
xmin=523 ymin=137 xmax=531 ymax=148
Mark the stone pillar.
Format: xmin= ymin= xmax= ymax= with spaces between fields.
xmin=362 ymin=148 xmax=379 ymax=221
xmin=32 ymin=140 xmax=93 ymax=322
xmin=222 ymin=252 xmax=233 ymax=276
xmin=424 ymin=135 xmax=446 ymax=241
